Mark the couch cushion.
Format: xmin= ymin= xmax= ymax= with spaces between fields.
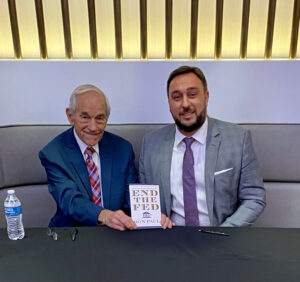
xmin=241 ymin=124 xmax=300 ymax=182
xmin=0 ymin=125 xmax=69 ymax=188
xmin=0 ymin=185 xmax=56 ymax=228
xmin=254 ymin=182 xmax=300 ymax=228
xmin=1 ymin=124 xmax=299 ymax=186
xmin=0 ymin=124 xmax=166 ymax=188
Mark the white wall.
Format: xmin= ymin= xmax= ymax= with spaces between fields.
xmin=0 ymin=61 xmax=299 ymax=126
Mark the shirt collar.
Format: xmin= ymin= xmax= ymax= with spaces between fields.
xmin=174 ymin=117 xmax=208 ymax=147
xmin=73 ymin=128 xmax=99 ymax=157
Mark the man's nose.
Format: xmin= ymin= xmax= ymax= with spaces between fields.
xmin=182 ymin=95 xmax=190 ymax=108
xmin=88 ymin=119 xmax=97 ymax=131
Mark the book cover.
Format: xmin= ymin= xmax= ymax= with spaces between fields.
xmin=129 ymin=184 xmax=161 ymax=229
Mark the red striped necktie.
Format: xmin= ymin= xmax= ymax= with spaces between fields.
xmin=85 ymin=147 xmax=102 ymax=206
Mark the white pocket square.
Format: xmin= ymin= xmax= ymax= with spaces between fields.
xmin=214 ymin=168 xmax=233 ymax=176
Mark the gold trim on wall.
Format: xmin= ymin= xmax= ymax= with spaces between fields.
xmin=113 ymin=0 xmax=122 ymax=59
xmin=61 ymin=0 xmax=72 ymax=59
xmin=165 ymin=0 xmax=172 ymax=60
xmin=35 ymin=0 xmax=47 ymax=59
xmin=140 ymin=0 xmax=147 ymax=60
xmin=265 ymin=0 xmax=276 ymax=59
xmin=87 ymin=0 xmax=98 ymax=60
xmin=214 ymin=0 xmax=223 ymax=59
xmin=7 ymin=0 xmax=21 ymax=59
xmin=240 ymin=0 xmax=250 ymax=59
xmin=0 ymin=0 xmax=299 ymax=60
xmin=190 ymin=0 xmax=199 ymax=60
xmin=290 ymin=0 xmax=300 ymax=59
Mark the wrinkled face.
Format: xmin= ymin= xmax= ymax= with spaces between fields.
xmin=66 ymin=91 xmax=108 ymax=146
xmin=168 ymin=72 xmax=209 ymax=137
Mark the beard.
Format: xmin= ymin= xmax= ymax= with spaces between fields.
xmin=173 ymin=109 xmax=207 ymax=133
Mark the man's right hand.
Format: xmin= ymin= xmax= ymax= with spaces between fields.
xmin=98 ymin=209 xmax=137 ymax=231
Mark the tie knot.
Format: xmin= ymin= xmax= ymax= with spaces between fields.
xmin=85 ymin=147 xmax=94 ymax=157
xmin=183 ymin=137 xmax=195 ymax=148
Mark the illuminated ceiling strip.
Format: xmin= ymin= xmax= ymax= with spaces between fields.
xmin=240 ymin=0 xmax=250 ymax=59
xmin=190 ymin=0 xmax=199 ymax=59
xmin=165 ymin=0 xmax=172 ymax=59
xmin=87 ymin=0 xmax=98 ymax=59
xmin=215 ymin=0 xmax=223 ymax=59
xmin=0 ymin=0 xmax=14 ymax=58
xmin=113 ymin=0 xmax=122 ymax=59
xmin=290 ymin=0 xmax=300 ymax=59
xmin=140 ymin=0 xmax=147 ymax=60
xmin=172 ymin=0 xmax=191 ymax=58
xmin=265 ymin=0 xmax=277 ymax=59
xmin=196 ymin=0 xmax=216 ymax=59
xmin=247 ymin=0 xmax=268 ymax=58
xmin=61 ymin=0 xmax=72 ymax=59
xmin=147 ymin=0 xmax=165 ymax=59
xmin=95 ymin=0 xmax=115 ymax=59
xmin=1 ymin=0 xmax=299 ymax=61
xmin=43 ymin=0 xmax=65 ymax=59
xmin=7 ymin=0 xmax=21 ymax=59
xmin=35 ymin=0 xmax=47 ymax=59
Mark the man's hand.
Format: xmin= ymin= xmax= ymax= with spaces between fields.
xmin=98 ymin=210 xmax=137 ymax=231
xmin=161 ymin=213 xmax=175 ymax=229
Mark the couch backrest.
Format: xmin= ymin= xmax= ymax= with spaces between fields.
xmin=0 ymin=124 xmax=299 ymax=228
xmin=243 ymin=124 xmax=300 ymax=182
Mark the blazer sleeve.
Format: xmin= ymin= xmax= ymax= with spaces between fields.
xmin=39 ymin=150 xmax=103 ymax=226
xmin=221 ymin=130 xmax=266 ymax=227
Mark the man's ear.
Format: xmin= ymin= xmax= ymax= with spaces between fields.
xmin=66 ymin=108 xmax=74 ymax=125
xmin=205 ymin=91 xmax=209 ymax=106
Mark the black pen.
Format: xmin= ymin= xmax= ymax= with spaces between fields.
xmin=198 ymin=229 xmax=229 ymax=236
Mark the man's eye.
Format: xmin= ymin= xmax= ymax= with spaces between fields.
xmin=172 ymin=95 xmax=181 ymax=101
xmin=96 ymin=116 xmax=106 ymax=122
xmin=188 ymin=92 xmax=197 ymax=97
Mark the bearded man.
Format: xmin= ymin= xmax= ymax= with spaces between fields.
xmin=139 ymin=66 xmax=266 ymax=227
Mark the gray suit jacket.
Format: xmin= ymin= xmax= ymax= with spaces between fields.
xmin=139 ymin=117 xmax=266 ymax=227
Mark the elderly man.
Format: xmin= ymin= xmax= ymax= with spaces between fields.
xmin=139 ymin=66 xmax=266 ymax=227
xmin=40 ymin=84 xmax=172 ymax=230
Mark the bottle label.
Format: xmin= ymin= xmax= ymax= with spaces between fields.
xmin=5 ymin=206 xmax=22 ymax=216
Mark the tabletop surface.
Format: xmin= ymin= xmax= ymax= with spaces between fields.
xmin=1 ymin=226 xmax=300 ymax=282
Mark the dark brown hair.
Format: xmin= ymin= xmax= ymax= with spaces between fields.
xmin=167 ymin=66 xmax=208 ymax=94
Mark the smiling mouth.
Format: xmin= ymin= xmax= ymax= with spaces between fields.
xmin=84 ymin=131 xmax=101 ymax=136
xmin=180 ymin=112 xmax=194 ymax=118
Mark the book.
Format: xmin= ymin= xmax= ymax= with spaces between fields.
xmin=129 ymin=184 xmax=161 ymax=229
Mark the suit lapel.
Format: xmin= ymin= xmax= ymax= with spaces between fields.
xmin=159 ymin=125 xmax=175 ymax=217
xmin=63 ymin=128 xmax=92 ymax=199
xmin=205 ymin=118 xmax=221 ymax=225
xmin=98 ymin=132 xmax=112 ymax=209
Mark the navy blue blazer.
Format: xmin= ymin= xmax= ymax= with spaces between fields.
xmin=39 ymin=128 xmax=137 ymax=227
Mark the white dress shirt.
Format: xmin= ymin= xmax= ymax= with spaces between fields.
xmin=73 ymin=129 xmax=104 ymax=206
xmin=170 ymin=118 xmax=210 ymax=226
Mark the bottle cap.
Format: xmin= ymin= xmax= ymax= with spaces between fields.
xmin=7 ymin=190 xmax=15 ymax=194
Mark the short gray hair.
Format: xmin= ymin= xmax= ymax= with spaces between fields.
xmin=69 ymin=84 xmax=111 ymax=117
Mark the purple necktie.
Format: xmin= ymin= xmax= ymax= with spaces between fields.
xmin=183 ymin=137 xmax=199 ymax=226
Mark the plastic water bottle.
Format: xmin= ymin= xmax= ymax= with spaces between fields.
xmin=4 ymin=190 xmax=25 ymax=240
